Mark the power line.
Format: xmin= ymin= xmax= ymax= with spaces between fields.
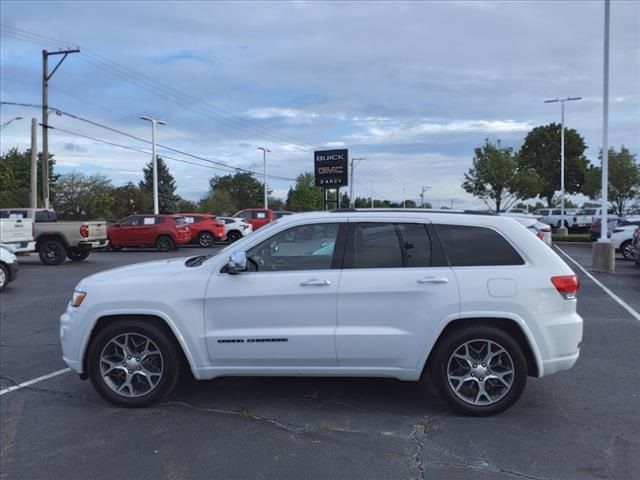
xmin=1 ymin=100 xmax=297 ymax=181
xmin=0 ymin=25 xmax=319 ymax=153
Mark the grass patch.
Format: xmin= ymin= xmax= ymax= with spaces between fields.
xmin=552 ymin=233 xmax=591 ymax=243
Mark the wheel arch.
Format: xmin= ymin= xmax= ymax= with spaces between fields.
xmin=36 ymin=233 xmax=69 ymax=250
xmin=82 ymin=313 xmax=197 ymax=380
xmin=422 ymin=317 xmax=540 ymax=378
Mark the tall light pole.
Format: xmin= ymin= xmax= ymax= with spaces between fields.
xmin=258 ymin=147 xmax=270 ymax=209
xmin=593 ymin=0 xmax=615 ymax=273
xmin=0 ymin=116 xmax=23 ymax=156
xmin=140 ymin=116 xmax=166 ymax=214
xmin=544 ymin=96 xmax=582 ymax=235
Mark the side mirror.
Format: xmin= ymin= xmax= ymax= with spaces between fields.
xmin=227 ymin=251 xmax=247 ymax=274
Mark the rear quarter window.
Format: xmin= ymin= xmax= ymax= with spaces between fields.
xmin=435 ymin=224 xmax=524 ymax=267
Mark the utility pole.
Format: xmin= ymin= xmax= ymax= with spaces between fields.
xmin=420 ymin=186 xmax=431 ymax=208
xmin=42 ymin=48 xmax=80 ymax=208
xmin=30 ymin=118 xmax=38 ymax=208
xmin=258 ymin=147 xmax=271 ymax=209
xmin=544 ymin=96 xmax=582 ymax=236
xmin=140 ymin=116 xmax=166 ymax=214
xmin=402 ymin=187 xmax=406 ymax=208
xmin=349 ymin=157 xmax=365 ymax=207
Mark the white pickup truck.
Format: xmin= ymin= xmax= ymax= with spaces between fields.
xmin=0 ymin=217 xmax=36 ymax=254
xmin=571 ymin=208 xmax=618 ymax=229
xmin=0 ymin=208 xmax=108 ymax=265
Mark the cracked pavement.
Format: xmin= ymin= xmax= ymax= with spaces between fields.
xmin=1 ymin=244 xmax=639 ymax=479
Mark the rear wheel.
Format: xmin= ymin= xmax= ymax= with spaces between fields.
xmin=227 ymin=230 xmax=241 ymax=243
xmin=87 ymin=319 xmax=181 ymax=408
xmin=620 ymin=240 xmax=634 ymax=261
xmin=67 ymin=249 xmax=90 ymax=262
xmin=426 ymin=324 xmax=527 ymax=416
xmin=156 ymin=235 xmax=174 ymax=252
xmin=38 ymin=239 xmax=66 ymax=265
xmin=198 ymin=232 xmax=214 ymax=248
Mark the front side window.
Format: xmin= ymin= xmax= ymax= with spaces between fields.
xmin=235 ymin=211 xmax=252 ymax=219
xmin=119 ymin=216 xmax=139 ymax=226
xmin=246 ymin=223 xmax=340 ymax=272
xmin=435 ymin=224 xmax=524 ymax=266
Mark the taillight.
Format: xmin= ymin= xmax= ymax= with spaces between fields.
xmin=551 ymin=275 xmax=579 ymax=300
xmin=537 ymin=231 xmax=545 ymax=240
xmin=79 ymin=225 xmax=89 ymax=238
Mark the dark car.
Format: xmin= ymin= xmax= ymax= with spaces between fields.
xmin=633 ymin=227 xmax=640 ymax=266
xmin=589 ymin=218 xmax=619 ymax=241
xmin=108 ymin=214 xmax=191 ymax=252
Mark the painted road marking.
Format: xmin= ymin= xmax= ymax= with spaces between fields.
xmin=556 ymin=246 xmax=640 ymax=323
xmin=0 ymin=368 xmax=71 ymax=396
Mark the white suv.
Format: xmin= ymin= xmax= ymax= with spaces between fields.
xmin=60 ymin=211 xmax=583 ymax=416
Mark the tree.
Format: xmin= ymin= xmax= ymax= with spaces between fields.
xmin=175 ymin=197 xmax=198 ymax=213
xmin=53 ymin=172 xmax=114 ymax=220
xmin=0 ymin=147 xmax=57 ymax=207
xmin=111 ymin=182 xmax=153 ymax=220
xmin=268 ymin=196 xmax=285 ymax=211
xmin=286 ymin=172 xmax=323 ymax=211
xmin=404 ymin=199 xmax=417 ymax=208
xmin=462 ymin=140 xmax=542 ymax=212
xmin=199 ymin=188 xmax=236 ymax=215
xmin=518 ymin=123 xmax=589 ymax=206
xmin=583 ymin=146 xmax=640 ymax=216
xmin=206 ymin=172 xmax=264 ymax=212
xmin=139 ymin=156 xmax=179 ymax=213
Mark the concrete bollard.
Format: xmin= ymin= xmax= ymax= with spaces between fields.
xmin=592 ymin=241 xmax=615 ymax=273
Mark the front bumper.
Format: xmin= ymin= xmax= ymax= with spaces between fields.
xmin=60 ymin=304 xmax=91 ymax=374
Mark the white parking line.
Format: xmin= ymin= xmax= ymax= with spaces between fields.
xmin=556 ymin=246 xmax=640 ymax=323
xmin=0 ymin=368 xmax=71 ymax=396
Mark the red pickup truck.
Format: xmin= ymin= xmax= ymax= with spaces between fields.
xmin=232 ymin=209 xmax=275 ymax=231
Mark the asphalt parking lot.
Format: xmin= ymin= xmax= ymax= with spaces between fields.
xmin=1 ymin=243 xmax=639 ymax=480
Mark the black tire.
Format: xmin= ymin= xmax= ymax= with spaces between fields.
xmin=620 ymin=240 xmax=633 ymax=261
xmin=197 ymin=232 xmax=215 ymax=248
xmin=87 ymin=319 xmax=181 ymax=408
xmin=156 ymin=235 xmax=174 ymax=252
xmin=67 ymin=249 xmax=90 ymax=262
xmin=38 ymin=239 xmax=66 ymax=266
xmin=0 ymin=263 xmax=8 ymax=292
xmin=426 ymin=324 xmax=528 ymax=416
xmin=227 ymin=230 xmax=241 ymax=243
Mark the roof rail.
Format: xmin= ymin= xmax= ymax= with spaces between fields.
xmin=329 ymin=208 xmax=497 ymax=216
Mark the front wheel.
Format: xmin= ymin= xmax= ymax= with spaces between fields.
xmin=38 ymin=239 xmax=66 ymax=265
xmin=156 ymin=235 xmax=174 ymax=252
xmin=0 ymin=264 xmax=8 ymax=292
xmin=620 ymin=240 xmax=634 ymax=261
xmin=87 ymin=319 xmax=181 ymax=408
xmin=427 ymin=325 xmax=527 ymax=416
xmin=67 ymin=249 xmax=90 ymax=262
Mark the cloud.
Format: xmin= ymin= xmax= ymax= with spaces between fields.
xmin=245 ymin=107 xmax=318 ymax=120
xmin=63 ymin=142 xmax=88 ymax=153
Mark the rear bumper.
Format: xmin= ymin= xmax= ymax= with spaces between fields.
xmin=1 ymin=240 xmax=36 ymax=254
xmin=78 ymin=239 xmax=109 ymax=250
xmin=538 ymin=312 xmax=583 ymax=377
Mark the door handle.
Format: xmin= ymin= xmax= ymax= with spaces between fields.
xmin=417 ymin=277 xmax=449 ymax=284
xmin=300 ymin=279 xmax=331 ymax=287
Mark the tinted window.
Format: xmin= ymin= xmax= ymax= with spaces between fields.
xmin=351 ymin=223 xmax=403 ymax=268
xmin=396 ymin=223 xmax=431 ymax=267
xmin=35 ymin=210 xmax=49 ymax=222
xmin=155 ymin=216 xmax=166 ymax=224
xmin=435 ymin=224 xmax=524 ymax=266
xmin=246 ymin=223 xmax=340 ymax=272
xmin=0 ymin=210 xmax=28 ymax=219
xmin=235 ymin=211 xmax=252 ymax=219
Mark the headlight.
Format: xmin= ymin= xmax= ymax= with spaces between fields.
xmin=71 ymin=290 xmax=87 ymax=307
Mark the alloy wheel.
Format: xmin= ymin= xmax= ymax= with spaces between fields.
xmin=99 ymin=333 xmax=164 ymax=398
xmin=446 ymin=339 xmax=515 ymax=406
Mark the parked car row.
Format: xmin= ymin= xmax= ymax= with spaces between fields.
xmin=589 ymin=217 xmax=640 ymax=260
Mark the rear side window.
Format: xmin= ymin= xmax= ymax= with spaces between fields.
xmin=435 ymin=224 xmax=524 ymax=267
xmin=346 ymin=222 xmax=432 ymax=269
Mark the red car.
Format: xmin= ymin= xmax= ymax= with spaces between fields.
xmin=232 ymin=208 xmax=275 ymax=231
xmin=108 ymin=214 xmax=191 ymax=252
xmin=176 ymin=213 xmax=226 ymax=247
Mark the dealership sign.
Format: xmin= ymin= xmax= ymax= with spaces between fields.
xmin=314 ymin=149 xmax=348 ymax=187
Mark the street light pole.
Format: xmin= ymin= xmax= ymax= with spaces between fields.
xmin=0 ymin=116 xmax=23 ymax=156
xmin=544 ymin=96 xmax=582 ymax=235
xmin=140 ymin=116 xmax=166 ymax=214
xmin=258 ymin=147 xmax=271 ymax=209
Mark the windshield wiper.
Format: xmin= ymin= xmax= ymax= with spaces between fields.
xmin=185 ymin=254 xmax=212 ymax=267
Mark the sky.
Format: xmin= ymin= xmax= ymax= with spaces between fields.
xmin=0 ymin=0 xmax=639 ymax=208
